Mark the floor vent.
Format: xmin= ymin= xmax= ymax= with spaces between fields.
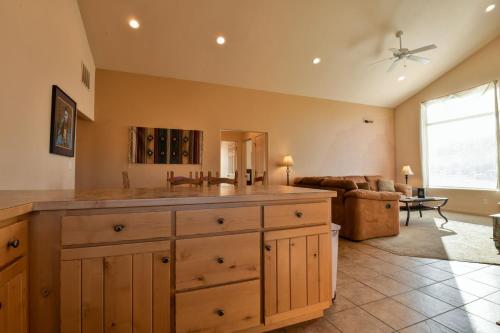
xmin=81 ymin=62 xmax=90 ymax=89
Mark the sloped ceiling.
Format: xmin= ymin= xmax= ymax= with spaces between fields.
xmin=78 ymin=0 xmax=500 ymax=107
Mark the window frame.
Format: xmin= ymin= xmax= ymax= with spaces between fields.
xmin=420 ymin=81 xmax=500 ymax=191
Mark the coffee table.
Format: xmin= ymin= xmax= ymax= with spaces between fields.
xmin=399 ymin=196 xmax=449 ymax=226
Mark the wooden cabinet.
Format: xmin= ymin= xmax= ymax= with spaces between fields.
xmin=264 ymin=202 xmax=330 ymax=228
xmin=263 ymin=225 xmax=331 ymax=324
xmin=62 ymin=211 xmax=171 ymax=246
xmin=0 ymin=220 xmax=28 ymax=268
xmin=0 ymin=257 xmax=28 ymax=333
xmin=176 ymin=233 xmax=260 ymax=290
xmin=60 ymin=241 xmax=171 ymax=333
xmin=176 ymin=280 xmax=260 ymax=333
xmin=176 ymin=206 xmax=260 ymax=236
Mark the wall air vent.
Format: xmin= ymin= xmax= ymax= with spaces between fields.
xmin=81 ymin=62 xmax=90 ymax=89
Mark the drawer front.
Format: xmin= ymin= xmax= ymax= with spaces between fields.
xmin=176 ymin=233 xmax=260 ymax=290
xmin=176 ymin=206 xmax=260 ymax=236
xmin=176 ymin=280 xmax=260 ymax=333
xmin=0 ymin=220 xmax=28 ymax=268
xmin=264 ymin=201 xmax=330 ymax=228
xmin=61 ymin=211 xmax=171 ymax=246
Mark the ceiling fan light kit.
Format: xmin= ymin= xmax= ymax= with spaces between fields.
xmin=374 ymin=30 xmax=438 ymax=73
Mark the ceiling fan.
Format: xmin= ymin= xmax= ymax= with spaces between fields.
xmin=373 ymin=30 xmax=437 ymax=72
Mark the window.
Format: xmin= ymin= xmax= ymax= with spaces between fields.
xmin=421 ymin=81 xmax=499 ymax=190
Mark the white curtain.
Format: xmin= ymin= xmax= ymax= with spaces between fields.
xmin=420 ymin=81 xmax=499 ymax=190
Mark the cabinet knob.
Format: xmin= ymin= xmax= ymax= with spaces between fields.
xmin=161 ymin=256 xmax=169 ymax=264
xmin=385 ymin=203 xmax=392 ymax=209
xmin=216 ymin=257 xmax=224 ymax=264
xmin=113 ymin=224 xmax=125 ymax=232
xmin=7 ymin=239 xmax=20 ymax=249
xmin=216 ymin=309 xmax=225 ymax=317
xmin=217 ymin=217 xmax=225 ymax=225
xmin=295 ymin=210 xmax=303 ymax=218
xmin=265 ymin=244 xmax=272 ymax=251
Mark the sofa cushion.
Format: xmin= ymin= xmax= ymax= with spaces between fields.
xmin=356 ymin=182 xmax=370 ymax=190
xmin=365 ymin=175 xmax=383 ymax=191
xmin=320 ymin=179 xmax=357 ymax=191
xmin=343 ymin=176 xmax=367 ymax=184
xmin=344 ymin=189 xmax=400 ymax=200
xmin=299 ymin=177 xmax=325 ymax=186
xmin=377 ymin=179 xmax=396 ymax=192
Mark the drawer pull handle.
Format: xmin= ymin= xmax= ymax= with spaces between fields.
xmin=161 ymin=256 xmax=169 ymax=264
xmin=216 ymin=257 xmax=224 ymax=264
xmin=265 ymin=244 xmax=272 ymax=251
xmin=113 ymin=224 xmax=125 ymax=232
xmin=386 ymin=203 xmax=392 ymax=209
xmin=216 ymin=309 xmax=225 ymax=317
xmin=7 ymin=239 xmax=20 ymax=249
xmin=217 ymin=217 xmax=225 ymax=225
xmin=295 ymin=210 xmax=303 ymax=218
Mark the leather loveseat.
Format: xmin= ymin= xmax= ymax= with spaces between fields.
xmin=294 ymin=175 xmax=411 ymax=241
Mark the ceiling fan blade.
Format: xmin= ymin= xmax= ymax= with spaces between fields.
xmin=407 ymin=55 xmax=430 ymax=64
xmin=387 ymin=58 xmax=401 ymax=72
xmin=409 ymin=44 xmax=437 ymax=54
xmin=368 ymin=57 xmax=395 ymax=66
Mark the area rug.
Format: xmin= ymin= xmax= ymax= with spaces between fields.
xmin=363 ymin=211 xmax=500 ymax=265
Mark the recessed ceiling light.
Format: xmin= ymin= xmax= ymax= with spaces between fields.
xmin=216 ymin=36 xmax=226 ymax=45
xmin=128 ymin=19 xmax=140 ymax=29
xmin=398 ymin=76 xmax=406 ymax=81
xmin=312 ymin=57 xmax=321 ymax=64
xmin=486 ymin=4 xmax=496 ymax=12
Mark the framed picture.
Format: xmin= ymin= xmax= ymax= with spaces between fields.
xmin=50 ymin=85 xmax=77 ymax=157
xmin=417 ymin=187 xmax=426 ymax=198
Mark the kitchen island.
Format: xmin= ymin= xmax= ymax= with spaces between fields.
xmin=0 ymin=185 xmax=336 ymax=333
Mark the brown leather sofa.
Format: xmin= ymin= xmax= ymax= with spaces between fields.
xmin=294 ymin=175 xmax=411 ymax=241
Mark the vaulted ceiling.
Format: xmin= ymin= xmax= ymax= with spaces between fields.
xmin=78 ymin=0 xmax=500 ymax=107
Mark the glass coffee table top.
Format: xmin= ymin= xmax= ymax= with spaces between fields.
xmin=399 ymin=196 xmax=449 ymax=226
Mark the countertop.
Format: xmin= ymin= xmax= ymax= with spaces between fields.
xmin=0 ymin=185 xmax=336 ymax=220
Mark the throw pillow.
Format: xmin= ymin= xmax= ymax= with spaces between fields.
xmin=320 ymin=179 xmax=357 ymax=191
xmin=377 ymin=179 xmax=396 ymax=192
xmin=356 ymin=182 xmax=370 ymax=190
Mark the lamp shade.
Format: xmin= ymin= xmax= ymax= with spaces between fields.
xmin=283 ymin=155 xmax=294 ymax=166
xmin=401 ymin=165 xmax=414 ymax=176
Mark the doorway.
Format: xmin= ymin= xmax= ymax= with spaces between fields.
xmin=220 ymin=130 xmax=268 ymax=185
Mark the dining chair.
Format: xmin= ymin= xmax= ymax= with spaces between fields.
xmin=122 ymin=171 xmax=130 ymax=189
xmin=167 ymin=171 xmax=204 ymax=187
xmin=207 ymin=171 xmax=238 ymax=186
xmin=254 ymin=171 xmax=268 ymax=185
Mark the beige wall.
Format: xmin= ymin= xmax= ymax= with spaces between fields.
xmin=395 ymin=36 xmax=500 ymax=216
xmin=76 ymin=70 xmax=395 ymax=189
xmin=0 ymin=0 xmax=95 ymax=190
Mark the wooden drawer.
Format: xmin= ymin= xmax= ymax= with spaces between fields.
xmin=264 ymin=201 xmax=330 ymax=228
xmin=176 ymin=206 xmax=260 ymax=236
xmin=61 ymin=211 xmax=171 ymax=246
xmin=176 ymin=280 xmax=260 ymax=333
xmin=176 ymin=233 xmax=260 ymax=290
xmin=0 ymin=220 xmax=28 ymax=268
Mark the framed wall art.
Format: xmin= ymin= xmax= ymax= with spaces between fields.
xmin=49 ymin=85 xmax=77 ymax=157
xmin=129 ymin=126 xmax=203 ymax=164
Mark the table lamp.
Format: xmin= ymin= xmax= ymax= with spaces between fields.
xmin=283 ymin=155 xmax=294 ymax=186
xmin=401 ymin=165 xmax=414 ymax=184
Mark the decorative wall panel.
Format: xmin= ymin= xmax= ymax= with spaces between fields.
xmin=129 ymin=127 xmax=203 ymax=164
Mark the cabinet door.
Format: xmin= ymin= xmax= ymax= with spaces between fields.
xmin=264 ymin=226 xmax=331 ymax=324
xmin=0 ymin=257 xmax=28 ymax=333
xmin=60 ymin=241 xmax=171 ymax=333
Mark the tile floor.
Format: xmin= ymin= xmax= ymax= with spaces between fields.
xmin=276 ymin=239 xmax=500 ymax=333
